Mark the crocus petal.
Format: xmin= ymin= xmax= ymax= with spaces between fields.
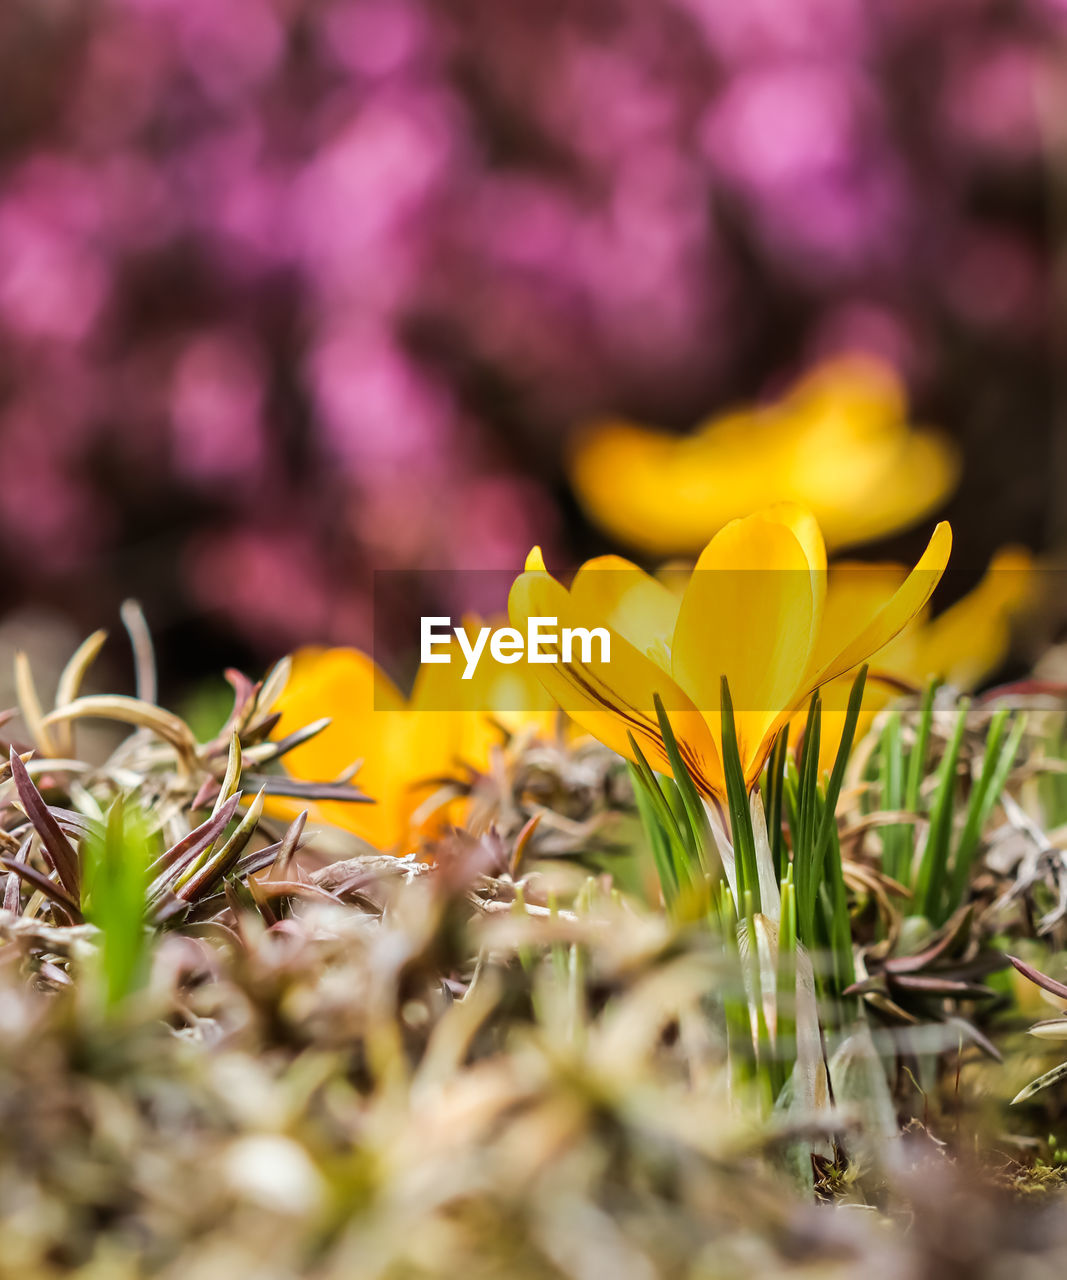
xmin=818 ymin=424 xmax=959 ymax=549
xmin=568 ymin=358 xmax=960 ymax=556
xmin=286 ymin=646 xmax=407 ymax=714
xmin=671 ymin=505 xmax=824 ymax=780
xmin=509 ymin=552 xmax=723 ymax=796
xmin=773 ymin=360 xmax=959 ymax=550
xmin=411 ymin=616 xmax=561 ymax=764
xmin=814 ymin=562 xmax=912 ymax=671
xmin=568 ymin=413 xmax=766 ymax=558
xmin=755 ymin=522 xmax=950 ymax=778
xmin=802 ymin=521 xmax=952 ymax=695
xmin=269 ymin=647 xmax=434 ymax=850
xmin=908 ymin=546 xmax=1034 ymax=689
xmin=569 ymin=554 xmax=681 ymax=673
xmin=804 ymin=543 xmax=1025 ymax=773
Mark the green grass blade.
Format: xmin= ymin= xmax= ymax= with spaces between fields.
xmin=905 ymin=678 xmax=938 ymax=813
xmin=821 ymin=824 xmax=856 ymax=997
xmin=777 ymin=866 xmax=798 ymax=1072
xmin=662 ymin=775 xmax=693 ymax=855
xmin=627 ymin=734 xmax=696 ymax=900
xmin=914 ymin=699 xmax=970 ymax=923
xmin=764 ymin=727 xmax=789 ymax=883
xmin=806 ymin=667 xmax=867 ymax=934
xmin=627 ymin=733 xmax=685 ymax=847
xmin=814 ymin=666 xmax=868 ymax=863
xmin=82 ymin=798 xmax=154 ymax=1009
xmin=948 ymin=709 xmax=1024 ymax=911
xmin=653 ymin=693 xmax=714 ymax=871
xmin=743 ymin=892 xmax=777 ymax=1103
xmin=629 ymin=764 xmax=678 ymax=907
xmin=720 ymin=677 xmax=759 ymax=914
xmin=793 ymin=693 xmax=822 ymax=940
xmin=879 ymin=710 xmax=906 ymax=885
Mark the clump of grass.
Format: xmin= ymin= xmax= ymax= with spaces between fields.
xmin=626 ymin=669 xmax=867 ymax=1130
xmin=625 ymin=666 xmax=1062 ymax=1170
xmin=868 ymin=684 xmax=1025 ymax=927
xmin=0 ymin=611 xmax=1064 ymax=1268
xmin=0 ymin=604 xmax=367 ymax=957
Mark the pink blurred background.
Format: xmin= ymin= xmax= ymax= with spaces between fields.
xmin=0 ymin=0 xmax=1064 ymax=691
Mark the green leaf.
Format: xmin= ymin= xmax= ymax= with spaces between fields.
xmin=797 ymin=694 xmax=821 ymax=876
xmin=914 ymin=699 xmax=970 ymax=923
xmin=629 ymin=770 xmax=677 ymax=908
xmin=821 ymin=824 xmax=856 ymax=998
xmin=948 ymin=708 xmax=1021 ymax=911
xmin=776 ymin=867 xmax=798 ymax=1068
xmin=791 ymin=694 xmax=822 ymax=942
xmin=879 ymin=710 xmax=906 ymax=885
xmin=82 ymin=798 xmax=154 ymax=1009
xmin=904 ymin=678 xmax=938 ymax=813
xmin=764 ymin=728 xmax=789 ymax=882
xmin=173 ymin=788 xmax=266 ymax=902
xmin=653 ymin=692 xmax=713 ymax=873
xmin=813 ymin=665 xmax=868 ymax=875
xmin=787 ymin=667 xmax=866 ymax=995
xmin=627 ymin=737 xmax=694 ymax=907
xmin=720 ymin=677 xmax=759 ymax=914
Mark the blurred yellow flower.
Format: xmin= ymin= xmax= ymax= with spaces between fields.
xmin=569 ymin=356 xmax=960 ymax=557
xmin=509 ymin=503 xmax=951 ymax=799
xmin=807 ymin=546 xmax=1036 ymax=772
xmin=269 ymin=634 xmax=558 ymax=852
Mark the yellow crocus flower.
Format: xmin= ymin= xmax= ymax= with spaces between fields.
xmin=569 ymin=357 xmax=960 ymax=557
xmin=807 ymin=546 xmax=1035 ymax=772
xmin=508 ymin=504 xmax=951 ymax=800
xmin=269 ymin=633 xmax=558 ymax=852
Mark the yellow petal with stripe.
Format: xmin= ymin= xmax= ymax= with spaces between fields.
xmin=908 ymin=546 xmax=1035 ymax=689
xmin=671 ymin=506 xmax=824 ymax=782
xmin=802 ymin=522 xmax=952 ymax=694
xmin=509 ymin=555 xmax=723 ymax=796
xmin=569 ymin=554 xmax=681 ymax=672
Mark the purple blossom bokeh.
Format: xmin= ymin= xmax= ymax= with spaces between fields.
xmin=0 ymin=0 xmax=1063 ymax=679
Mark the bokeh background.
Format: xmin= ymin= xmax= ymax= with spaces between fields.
xmin=1 ymin=0 xmax=1065 ymax=698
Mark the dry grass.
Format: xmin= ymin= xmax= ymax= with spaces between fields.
xmin=0 ymin=622 xmax=1066 ymax=1275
